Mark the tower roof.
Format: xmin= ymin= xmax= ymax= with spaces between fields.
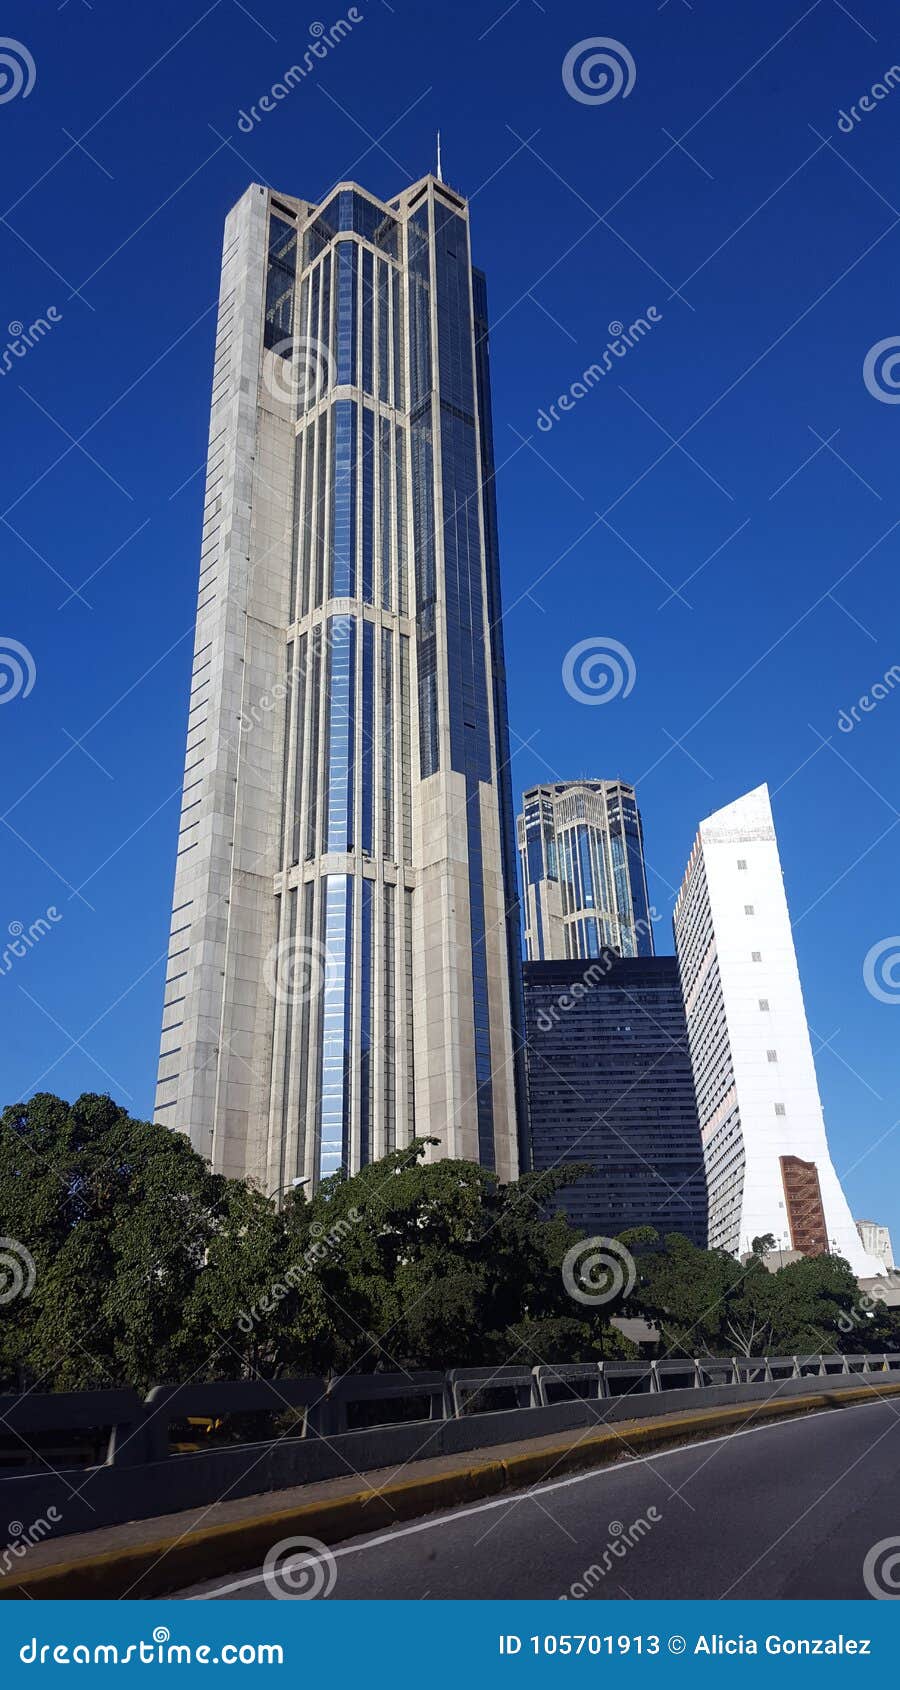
xmin=699 ymin=782 xmax=775 ymax=845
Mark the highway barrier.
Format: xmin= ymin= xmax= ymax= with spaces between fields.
xmin=1 ymin=1353 xmax=897 ymax=1545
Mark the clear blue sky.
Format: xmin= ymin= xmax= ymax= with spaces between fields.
xmin=2 ymin=0 xmax=898 ymax=1239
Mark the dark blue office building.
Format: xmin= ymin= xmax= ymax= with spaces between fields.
xmin=523 ymin=954 xmax=707 ymax=1244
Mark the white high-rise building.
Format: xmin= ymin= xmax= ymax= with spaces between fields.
xmin=673 ymin=784 xmax=880 ymax=1277
xmin=153 ymin=176 xmax=525 ymax=1191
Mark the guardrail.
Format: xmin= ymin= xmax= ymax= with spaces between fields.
xmin=4 ymin=1353 xmax=898 ymax=1544
xmin=1 ymin=1353 xmax=895 ymax=1468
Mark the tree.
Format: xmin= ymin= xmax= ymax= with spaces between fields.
xmin=0 ymin=1093 xmax=330 ymax=1391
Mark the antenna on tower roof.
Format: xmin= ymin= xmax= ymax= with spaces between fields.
xmin=436 ymin=130 xmax=443 ymax=182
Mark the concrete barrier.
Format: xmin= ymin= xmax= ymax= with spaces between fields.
xmin=3 ymin=1357 xmax=898 ymax=1542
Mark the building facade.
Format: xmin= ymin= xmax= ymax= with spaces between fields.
xmin=673 ymin=784 xmax=880 ymax=1275
xmin=518 ymin=780 xmax=654 ymax=962
xmin=154 ymin=176 xmax=525 ymax=1191
xmin=523 ymin=955 xmax=708 ymax=1243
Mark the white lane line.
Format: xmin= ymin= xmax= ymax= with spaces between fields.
xmin=189 ymin=1396 xmax=893 ymax=1599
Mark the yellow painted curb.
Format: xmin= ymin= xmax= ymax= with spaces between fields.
xmin=5 ymin=1382 xmax=899 ymax=1600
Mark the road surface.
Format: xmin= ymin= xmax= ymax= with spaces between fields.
xmin=179 ymin=1398 xmax=900 ymax=1600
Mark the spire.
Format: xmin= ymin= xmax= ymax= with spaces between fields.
xmin=436 ymin=130 xmax=443 ymax=182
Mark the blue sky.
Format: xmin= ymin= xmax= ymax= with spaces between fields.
xmin=1 ymin=0 xmax=898 ymax=1239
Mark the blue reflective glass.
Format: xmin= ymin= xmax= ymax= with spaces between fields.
xmin=319 ymin=874 xmax=353 ymax=1177
xmin=331 ymin=401 xmax=357 ymax=597
xmin=325 ymin=615 xmax=355 ymax=851
xmin=361 ymin=619 xmax=374 ymax=855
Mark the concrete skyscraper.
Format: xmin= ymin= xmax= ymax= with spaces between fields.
xmin=673 ymin=784 xmax=879 ymax=1276
xmin=518 ymin=780 xmax=653 ymax=961
xmin=154 ymin=176 xmax=524 ymax=1191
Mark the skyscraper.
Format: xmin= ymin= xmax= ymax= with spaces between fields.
xmin=523 ymin=954 xmax=707 ymax=1243
xmin=517 ymin=780 xmax=654 ymax=961
xmin=673 ymin=784 xmax=879 ymax=1276
xmin=154 ymin=176 xmax=524 ymax=1191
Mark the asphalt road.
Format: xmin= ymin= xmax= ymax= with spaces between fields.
xmin=179 ymin=1399 xmax=900 ymax=1600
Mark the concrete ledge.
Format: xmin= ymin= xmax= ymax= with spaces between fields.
xmin=5 ymin=1381 xmax=900 ymax=1601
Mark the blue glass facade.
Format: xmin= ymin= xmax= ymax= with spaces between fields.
xmin=260 ymin=179 xmax=522 ymax=1186
xmin=524 ymin=957 xmax=708 ymax=1244
xmin=518 ymin=780 xmax=654 ymax=965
